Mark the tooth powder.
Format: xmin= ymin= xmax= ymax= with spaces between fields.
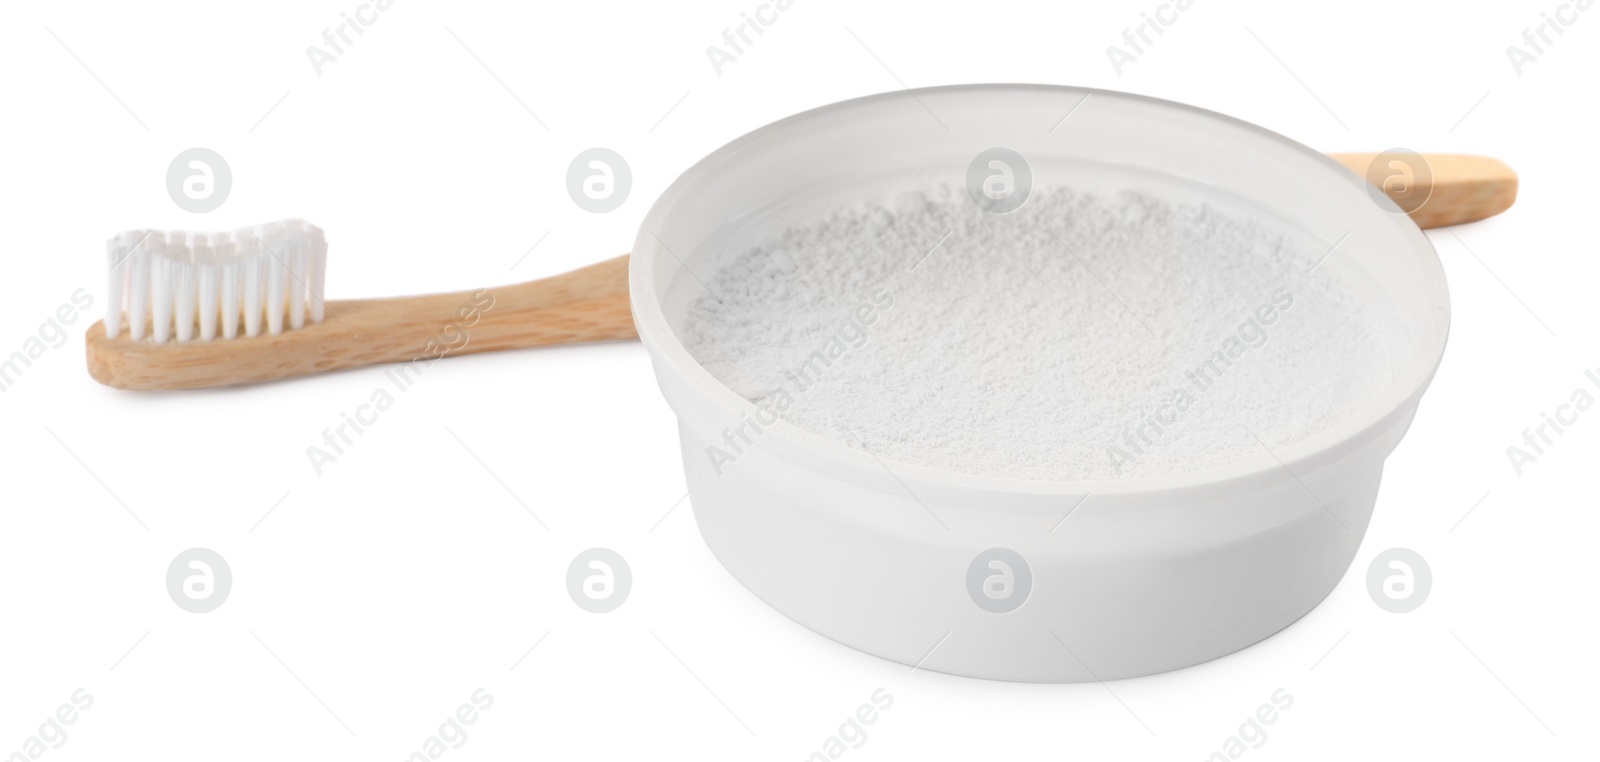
xmin=683 ymin=185 xmax=1397 ymax=481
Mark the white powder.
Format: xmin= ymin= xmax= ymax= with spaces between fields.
xmin=681 ymin=185 xmax=1397 ymax=481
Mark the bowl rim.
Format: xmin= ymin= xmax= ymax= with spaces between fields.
xmin=630 ymin=83 xmax=1450 ymax=501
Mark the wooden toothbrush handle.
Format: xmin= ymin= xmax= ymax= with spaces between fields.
xmin=1327 ymin=152 xmax=1517 ymax=229
xmin=86 ymin=255 xmax=637 ymax=390
xmin=87 ymin=152 xmax=1516 ymax=390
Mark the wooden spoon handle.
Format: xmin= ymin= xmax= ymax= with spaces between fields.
xmin=86 ymin=255 xmax=637 ymax=390
xmin=1327 ymin=152 xmax=1517 ymax=229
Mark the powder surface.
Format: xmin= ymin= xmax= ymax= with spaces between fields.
xmin=681 ymin=185 xmax=1397 ymax=481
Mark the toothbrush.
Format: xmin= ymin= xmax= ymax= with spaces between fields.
xmin=89 ymin=220 xmax=633 ymax=390
xmin=85 ymin=152 xmax=1516 ymax=391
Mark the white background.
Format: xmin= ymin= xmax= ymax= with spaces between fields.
xmin=1 ymin=0 xmax=1594 ymax=759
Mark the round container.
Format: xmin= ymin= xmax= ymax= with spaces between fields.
xmin=630 ymin=85 xmax=1448 ymax=682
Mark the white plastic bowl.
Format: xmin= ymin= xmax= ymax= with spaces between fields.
xmin=630 ymin=85 xmax=1449 ymax=682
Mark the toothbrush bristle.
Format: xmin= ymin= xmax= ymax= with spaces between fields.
xmin=308 ymin=227 xmax=328 ymax=324
xmin=104 ymin=234 xmax=132 ymax=339
xmin=101 ymin=219 xmax=328 ymax=343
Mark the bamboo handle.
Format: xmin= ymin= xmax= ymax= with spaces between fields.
xmin=85 ymin=152 xmax=1516 ymax=391
xmin=86 ymin=255 xmax=637 ymax=390
xmin=1327 ymin=152 xmax=1517 ymax=229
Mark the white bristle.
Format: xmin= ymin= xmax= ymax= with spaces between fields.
xmin=104 ymin=234 xmax=132 ymax=339
xmin=175 ymin=236 xmax=204 ymax=343
xmin=220 ymin=258 xmax=240 ymax=340
xmin=288 ymin=226 xmax=309 ymax=330
xmin=203 ymin=233 xmax=232 ymax=341
xmin=151 ymin=251 xmax=173 ymax=344
xmin=214 ymin=234 xmax=237 ymax=341
xmin=243 ymin=239 xmax=264 ymax=339
xmin=309 ymin=226 xmax=327 ymax=324
xmin=265 ymin=226 xmax=287 ymax=336
xmin=197 ymin=260 xmax=218 ymax=341
xmin=100 ymin=219 xmax=328 ymax=343
xmin=127 ymin=244 xmax=150 ymax=342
